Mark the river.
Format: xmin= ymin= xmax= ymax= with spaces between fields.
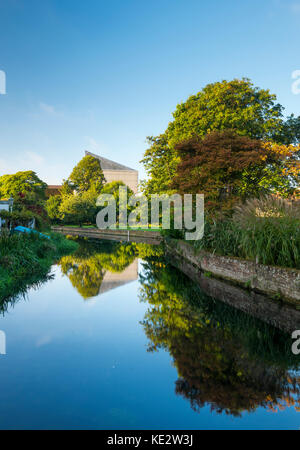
xmin=0 ymin=240 xmax=299 ymax=430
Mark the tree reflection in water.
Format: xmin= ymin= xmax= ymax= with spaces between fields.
xmin=59 ymin=240 xmax=164 ymax=300
xmin=59 ymin=241 xmax=137 ymax=299
xmin=139 ymin=260 xmax=300 ymax=417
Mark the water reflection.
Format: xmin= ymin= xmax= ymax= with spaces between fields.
xmin=58 ymin=241 xmax=164 ymax=300
xmin=139 ymin=259 xmax=300 ymax=417
xmin=59 ymin=241 xmax=137 ymax=299
xmin=1 ymin=239 xmax=300 ymax=423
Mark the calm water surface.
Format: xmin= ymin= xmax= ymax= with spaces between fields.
xmin=0 ymin=241 xmax=299 ymax=430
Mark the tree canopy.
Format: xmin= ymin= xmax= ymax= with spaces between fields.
xmin=0 ymin=171 xmax=47 ymax=199
xmin=59 ymin=189 xmax=98 ymax=226
xmin=68 ymin=155 xmax=105 ymax=193
xmin=141 ymin=78 xmax=300 ymax=196
xmin=171 ymin=130 xmax=300 ymax=209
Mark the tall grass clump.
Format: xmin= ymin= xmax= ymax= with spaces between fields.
xmin=233 ymin=196 xmax=300 ymax=268
xmin=196 ymin=196 xmax=300 ymax=269
xmin=0 ymin=231 xmax=78 ymax=302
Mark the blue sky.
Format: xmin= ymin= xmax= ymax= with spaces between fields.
xmin=0 ymin=0 xmax=300 ymax=184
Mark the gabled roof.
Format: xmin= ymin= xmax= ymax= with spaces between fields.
xmin=85 ymin=151 xmax=137 ymax=172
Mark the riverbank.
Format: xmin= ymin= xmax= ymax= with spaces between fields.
xmin=0 ymin=231 xmax=78 ymax=302
xmin=51 ymin=226 xmax=300 ymax=304
xmin=165 ymin=238 xmax=300 ymax=305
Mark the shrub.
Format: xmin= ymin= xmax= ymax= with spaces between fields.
xmin=59 ymin=190 xmax=98 ymax=226
xmin=45 ymin=195 xmax=62 ymax=222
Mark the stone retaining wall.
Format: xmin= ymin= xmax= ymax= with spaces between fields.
xmin=165 ymin=238 xmax=300 ymax=305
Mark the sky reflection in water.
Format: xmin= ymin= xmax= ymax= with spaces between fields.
xmin=0 ymin=241 xmax=299 ymax=430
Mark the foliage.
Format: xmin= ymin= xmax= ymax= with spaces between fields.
xmin=59 ymin=189 xmax=98 ymax=226
xmin=195 ymin=196 xmax=300 ymax=268
xmin=141 ymin=78 xmax=299 ymax=195
xmin=0 ymin=209 xmax=35 ymax=228
xmin=274 ymin=114 xmax=300 ymax=145
xmin=59 ymin=241 xmax=137 ymax=298
xmin=12 ymin=191 xmax=49 ymax=229
xmin=0 ymin=171 xmax=47 ymax=199
xmin=45 ymin=195 xmax=63 ymax=222
xmin=139 ymin=260 xmax=300 ymax=416
xmin=140 ymin=134 xmax=179 ymax=196
xmin=172 ymin=130 xmax=270 ymax=210
xmin=0 ymin=231 xmax=78 ymax=303
xmin=172 ymin=131 xmax=300 ymax=210
xmin=258 ymin=141 xmax=300 ymax=197
xmin=68 ymin=155 xmax=105 ymax=194
xmin=168 ymin=78 xmax=284 ymax=146
xmin=59 ymin=240 xmax=164 ymax=299
xmin=60 ymin=179 xmax=74 ymax=197
xmin=232 ymin=196 xmax=300 ymax=267
xmin=101 ymin=181 xmax=134 ymax=222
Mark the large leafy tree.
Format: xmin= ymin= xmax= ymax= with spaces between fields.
xmin=101 ymin=181 xmax=134 ymax=222
xmin=141 ymin=78 xmax=300 ymax=195
xmin=59 ymin=189 xmax=98 ymax=226
xmin=68 ymin=155 xmax=105 ymax=193
xmin=45 ymin=195 xmax=62 ymax=221
xmin=0 ymin=171 xmax=47 ymax=199
xmin=171 ymin=130 xmax=300 ymax=210
xmin=140 ymin=261 xmax=300 ymax=417
xmin=140 ymin=135 xmax=179 ymax=196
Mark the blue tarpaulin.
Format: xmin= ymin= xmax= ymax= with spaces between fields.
xmin=14 ymin=226 xmax=50 ymax=240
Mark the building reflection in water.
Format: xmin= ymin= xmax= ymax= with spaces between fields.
xmin=98 ymin=260 xmax=138 ymax=296
xmin=59 ymin=241 xmax=139 ymax=300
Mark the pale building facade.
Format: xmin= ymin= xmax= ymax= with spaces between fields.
xmin=85 ymin=151 xmax=138 ymax=194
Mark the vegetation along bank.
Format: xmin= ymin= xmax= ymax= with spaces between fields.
xmin=0 ymin=231 xmax=78 ymax=304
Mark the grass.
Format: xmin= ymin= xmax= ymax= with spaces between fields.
xmin=0 ymin=230 xmax=78 ymax=304
xmin=195 ymin=196 xmax=300 ymax=269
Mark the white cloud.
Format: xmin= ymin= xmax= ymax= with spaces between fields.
xmin=39 ymin=102 xmax=56 ymax=114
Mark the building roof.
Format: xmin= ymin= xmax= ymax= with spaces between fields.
xmin=85 ymin=151 xmax=137 ymax=172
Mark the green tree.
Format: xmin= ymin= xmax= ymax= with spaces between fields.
xmin=0 ymin=171 xmax=47 ymax=199
xmin=101 ymin=181 xmax=134 ymax=222
xmin=60 ymin=179 xmax=74 ymax=197
xmin=68 ymin=155 xmax=105 ymax=193
xmin=59 ymin=190 xmax=98 ymax=226
xmin=45 ymin=195 xmax=62 ymax=221
xmin=274 ymin=114 xmax=300 ymax=145
xmin=140 ymin=135 xmax=179 ymax=196
xmin=139 ymin=260 xmax=300 ymax=416
xmin=141 ymin=78 xmax=299 ymax=195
